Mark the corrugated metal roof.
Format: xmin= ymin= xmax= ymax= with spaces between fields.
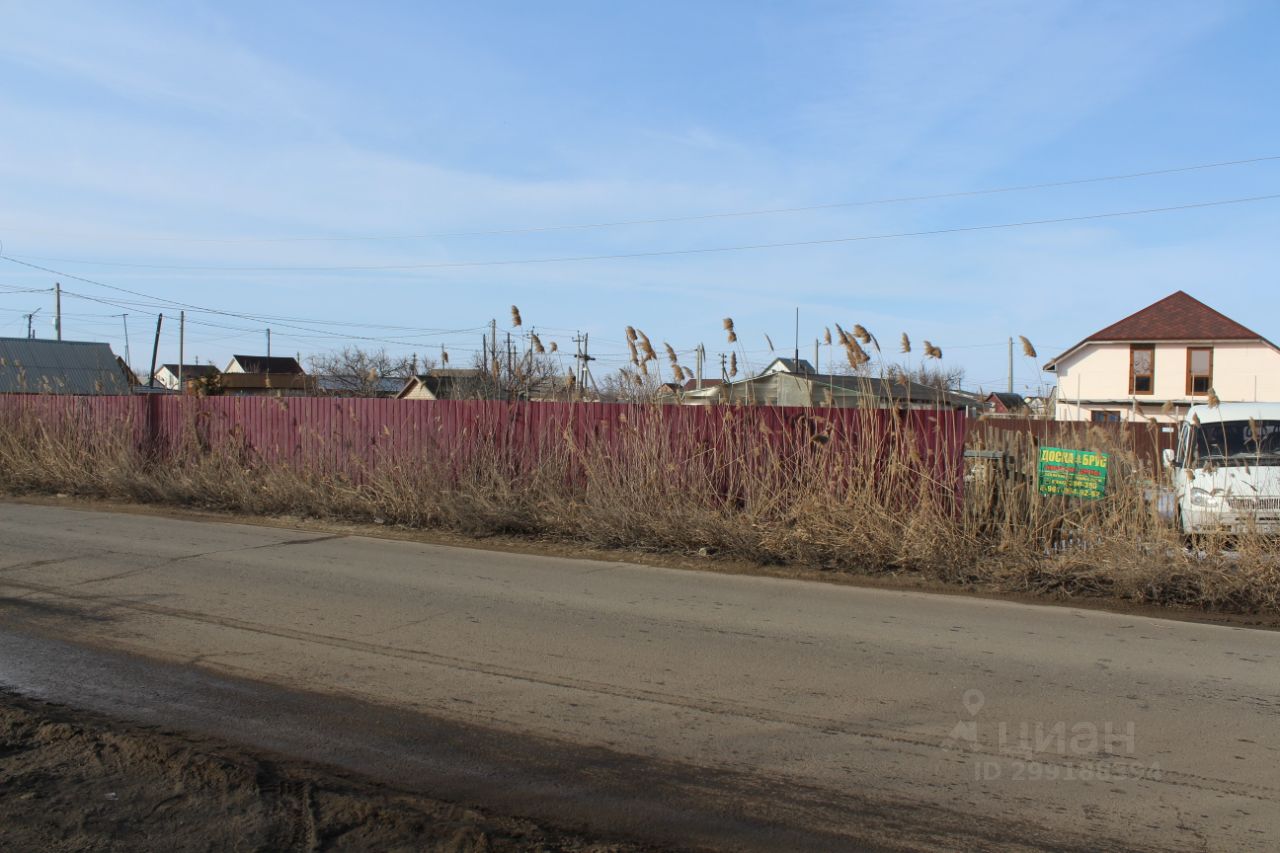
xmin=228 ymin=355 xmax=305 ymax=374
xmin=315 ymin=374 xmax=405 ymax=395
xmin=683 ymin=370 xmax=965 ymax=407
xmin=0 ymin=337 xmax=131 ymax=395
xmin=159 ymin=364 xmax=219 ymax=378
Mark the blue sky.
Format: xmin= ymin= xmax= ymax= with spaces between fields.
xmin=1 ymin=0 xmax=1277 ymax=392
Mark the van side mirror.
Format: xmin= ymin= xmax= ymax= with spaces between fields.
xmin=1162 ymin=448 xmax=1175 ymax=468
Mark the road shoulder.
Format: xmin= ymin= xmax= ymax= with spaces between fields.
xmin=5 ymin=493 xmax=1277 ymax=632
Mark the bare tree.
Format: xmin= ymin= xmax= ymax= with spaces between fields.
xmin=463 ymin=349 xmax=571 ymax=400
xmin=883 ymin=361 xmax=967 ymax=391
xmin=597 ymin=365 xmax=669 ymax=402
xmin=307 ymin=347 xmax=425 ymax=397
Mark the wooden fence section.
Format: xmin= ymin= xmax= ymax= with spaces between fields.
xmin=967 ymin=418 xmax=1176 ymax=471
xmin=0 ymin=395 xmax=968 ymax=490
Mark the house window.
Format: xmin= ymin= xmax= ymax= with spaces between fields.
xmin=1091 ymin=410 xmax=1121 ymax=424
xmin=1186 ymin=347 xmax=1212 ymax=395
xmin=1129 ymin=344 xmax=1155 ymax=395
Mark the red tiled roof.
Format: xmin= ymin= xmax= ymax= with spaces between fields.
xmin=1085 ymin=291 xmax=1263 ymax=342
xmin=1044 ymin=291 xmax=1276 ymax=369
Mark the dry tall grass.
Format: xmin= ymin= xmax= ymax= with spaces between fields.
xmin=1 ymin=401 xmax=1276 ymax=614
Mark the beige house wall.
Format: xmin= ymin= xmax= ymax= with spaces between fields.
xmin=399 ymin=382 xmax=437 ymax=401
xmin=1054 ymin=340 xmax=1280 ymax=422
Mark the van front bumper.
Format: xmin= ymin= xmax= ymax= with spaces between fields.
xmin=1181 ymin=505 xmax=1280 ymax=535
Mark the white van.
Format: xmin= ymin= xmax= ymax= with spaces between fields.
xmin=1165 ymin=402 xmax=1280 ymax=535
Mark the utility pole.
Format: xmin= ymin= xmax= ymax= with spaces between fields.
xmin=1008 ymin=337 xmax=1014 ymax=394
xmin=54 ymin=282 xmax=62 ymax=341
xmin=695 ymin=344 xmax=705 ymax=390
xmin=582 ymin=333 xmax=598 ymax=395
xmin=178 ymin=311 xmax=185 ymax=393
xmin=572 ymin=332 xmax=596 ymax=391
xmin=122 ymin=314 xmax=131 ymax=366
xmin=148 ymin=314 xmax=164 ymax=388
xmin=266 ymin=328 xmax=272 ymax=358
xmin=25 ymin=308 xmax=40 ymax=339
xmin=814 ymin=339 xmax=820 ymax=373
xmin=720 ymin=353 xmax=728 ymax=383
xmin=490 ymin=318 xmax=498 ymax=373
xmin=793 ymin=306 xmax=800 ymax=365
xmin=505 ymin=331 xmax=513 ymax=399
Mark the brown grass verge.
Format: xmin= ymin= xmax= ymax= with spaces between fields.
xmin=1 ymin=404 xmax=1277 ymax=615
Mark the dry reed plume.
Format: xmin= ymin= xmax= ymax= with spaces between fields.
xmin=900 ymin=333 xmax=911 ymax=354
xmin=923 ymin=341 xmax=943 ymax=359
xmin=510 ymin=306 xmax=522 ymax=327
xmin=723 ymin=318 xmax=737 ymax=344
xmin=1019 ymin=335 xmax=1037 ymax=359
xmin=637 ymin=331 xmax=657 ymax=363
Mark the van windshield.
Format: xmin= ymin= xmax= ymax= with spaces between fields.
xmin=1192 ymin=419 xmax=1280 ymax=464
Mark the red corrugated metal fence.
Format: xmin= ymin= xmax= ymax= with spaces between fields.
xmin=0 ymin=395 xmax=966 ymax=496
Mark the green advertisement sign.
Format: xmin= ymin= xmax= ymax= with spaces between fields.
xmin=1037 ymin=446 xmax=1109 ymax=499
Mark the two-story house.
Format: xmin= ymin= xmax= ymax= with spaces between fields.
xmin=1044 ymin=291 xmax=1280 ymax=423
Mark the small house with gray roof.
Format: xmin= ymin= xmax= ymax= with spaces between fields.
xmin=0 ymin=337 xmax=132 ymax=395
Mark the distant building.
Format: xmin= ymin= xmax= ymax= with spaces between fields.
xmin=397 ymin=368 xmax=486 ymax=400
xmin=153 ymin=363 xmax=219 ymax=390
xmin=679 ymin=357 xmax=963 ymax=408
xmin=1044 ymin=291 xmax=1280 ymax=423
xmin=654 ymin=377 xmax=724 ymax=402
xmin=224 ymin=355 xmax=306 ymax=375
xmin=316 ymin=374 xmax=406 ymax=397
xmin=216 ymin=373 xmax=317 ymax=397
xmin=1024 ymin=393 xmax=1056 ymax=419
xmin=984 ymin=391 xmax=1029 ymax=415
xmin=117 ymin=357 xmax=141 ymax=387
xmin=0 ymin=337 xmax=131 ymax=395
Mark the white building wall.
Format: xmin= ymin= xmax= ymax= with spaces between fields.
xmin=153 ymin=368 xmax=180 ymax=390
xmin=1054 ymin=344 xmax=1130 ymax=404
xmin=1212 ymin=343 xmax=1280 ymax=402
xmin=1054 ymin=340 xmax=1280 ymax=422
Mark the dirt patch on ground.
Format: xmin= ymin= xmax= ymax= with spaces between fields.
xmin=0 ymin=692 xmax=662 ymax=853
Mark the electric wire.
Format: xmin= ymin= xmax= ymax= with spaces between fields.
xmin=10 ymin=192 xmax=1277 ymax=272
xmin=5 ymin=153 xmax=1275 ymax=244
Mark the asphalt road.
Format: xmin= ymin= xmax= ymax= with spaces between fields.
xmin=1 ymin=502 xmax=1277 ymax=851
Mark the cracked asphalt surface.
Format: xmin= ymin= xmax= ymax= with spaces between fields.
xmin=1 ymin=501 xmax=1278 ymax=851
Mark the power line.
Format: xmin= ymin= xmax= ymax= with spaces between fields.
xmin=3 ymin=257 xmax=485 ymax=335
xmin=5 ymin=154 xmax=1277 ymax=245
xmin=1 ymin=258 xmax=489 ymax=351
xmin=41 ymin=282 xmax=480 ymax=352
xmin=11 ymin=191 xmax=1277 ymax=273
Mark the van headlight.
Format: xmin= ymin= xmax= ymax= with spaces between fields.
xmin=1190 ymin=487 xmax=1223 ymax=508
